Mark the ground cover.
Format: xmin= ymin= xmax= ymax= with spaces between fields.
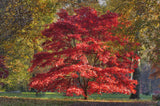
xmin=0 ymin=96 xmax=157 ymax=106
xmin=0 ymin=92 xmax=158 ymax=106
xmin=0 ymin=92 xmax=152 ymax=100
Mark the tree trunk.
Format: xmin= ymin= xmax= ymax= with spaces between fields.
xmin=84 ymin=96 xmax=88 ymax=100
xmin=84 ymin=89 xmax=88 ymax=100
xmin=130 ymin=68 xmax=141 ymax=99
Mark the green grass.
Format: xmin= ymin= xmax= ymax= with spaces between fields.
xmin=0 ymin=92 xmax=152 ymax=100
xmin=0 ymin=96 xmax=157 ymax=106
xmin=0 ymin=92 xmax=157 ymax=106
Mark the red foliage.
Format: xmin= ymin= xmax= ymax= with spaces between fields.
xmin=29 ymin=7 xmax=139 ymax=99
xmin=0 ymin=56 xmax=9 ymax=79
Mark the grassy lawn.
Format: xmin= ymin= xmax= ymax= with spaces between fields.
xmin=0 ymin=92 xmax=152 ymax=100
xmin=0 ymin=92 xmax=158 ymax=106
xmin=0 ymin=92 xmax=156 ymax=106
xmin=0 ymin=96 xmax=157 ymax=106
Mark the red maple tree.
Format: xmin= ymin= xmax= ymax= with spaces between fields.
xmin=29 ymin=7 xmax=139 ymax=99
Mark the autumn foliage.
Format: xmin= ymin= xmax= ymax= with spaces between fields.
xmin=0 ymin=56 xmax=9 ymax=79
xmin=0 ymin=56 xmax=9 ymax=87
xmin=29 ymin=7 xmax=139 ymax=99
xmin=150 ymin=62 xmax=160 ymax=79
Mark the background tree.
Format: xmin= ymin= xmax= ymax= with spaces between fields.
xmin=59 ymin=0 xmax=101 ymax=14
xmin=29 ymin=7 xmax=139 ymax=100
xmin=105 ymin=0 xmax=160 ymax=99
xmin=149 ymin=62 xmax=160 ymax=84
xmin=0 ymin=0 xmax=62 ymax=91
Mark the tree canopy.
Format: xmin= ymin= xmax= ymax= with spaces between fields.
xmin=29 ymin=7 xmax=139 ymax=99
xmin=106 ymin=0 xmax=159 ymax=61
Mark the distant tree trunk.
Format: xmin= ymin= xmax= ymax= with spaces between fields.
xmin=130 ymin=68 xmax=141 ymax=99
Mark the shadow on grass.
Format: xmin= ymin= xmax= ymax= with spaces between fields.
xmin=0 ymin=96 xmax=158 ymax=106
